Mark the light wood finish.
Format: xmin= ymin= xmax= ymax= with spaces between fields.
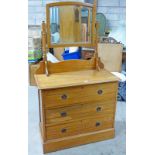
xmin=35 ymin=0 xmax=119 ymax=153
xmin=98 ymin=43 xmax=123 ymax=72
xmin=35 ymin=69 xmax=119 ymax=90
xmin=46 ymin=121 xmax=82 ymax=140
xmin=39 ymin=0 xmax=104 ymax=74
xmin=35 ymin=59 xmax=96 ymax=75
xmin=29 ymin=63 xmax=40 ymax=86
xmin=41 ymin=22 xmax=49 ymax=76
xmin=37 ymin=78 xmax=118 ymax=152
xmin=95 ymin=22 xmax=104 ymax=71
xmin=46 ymin=2 xmax=93 ymax=8
xmin=45 ymin=101 xmax=115 ymax=125
xmin=42 ymin=22 xmax=47 ymax=60
xmin=42 ymin=82 xmax=118 ymax=108
xmin=59 ymin=6 xmax=75 ymax=43
xmin=92 ymin=0 xmax=97 ymax=44
xmin=38 ymin=90 xmax=46 ymax=141
xmin=88 ymin=8 xmax=91 ymax=42
xmin=36 ymin=71 xmax=118 ymax=152
xmin=46 ymin=116 xmax=113 ymax=140
xmin=43 ymin=128 xmax=115 ymax=153
xmin=59 ymin=6 xmax=82 ymax=43
xmin=46 ymin=1 xmax=96 ymax=48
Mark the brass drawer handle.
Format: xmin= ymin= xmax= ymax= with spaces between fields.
xmin=96 ymin=107 xmax=102 ymax=112
xmin=60 ymin=112 xmax=67 ymax=117
xmin=61 ymin=94 xmax=67 ymax=100
xmin=96 ymin=122 xmax=101 ymax=127
xmin=61 ymin=128 xmax=67 ymax=133
xmin=97 ymin=89 xmax=103 ymax=95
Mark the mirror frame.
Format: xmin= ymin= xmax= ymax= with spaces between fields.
xmin=46 ymin=1 xmax=97 ymax=48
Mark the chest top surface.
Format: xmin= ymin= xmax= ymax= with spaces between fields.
xmin=35 ymin=69 xmax=119 ymax=90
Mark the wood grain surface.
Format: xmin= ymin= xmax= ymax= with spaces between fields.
xmin=35 ymin=69 xmax=119 ymax=89
xmin=45 ymin=101 xmax=115 ymax=125
xmin=42 ymin=82 xmax=118 ymax=108
xmin=46 ymin=116 xmax=113 ymax=140
xmin=36 ymin=1 xmax=119 ymax=153
xmin=43 ymin=128 xmax=115 ymax=153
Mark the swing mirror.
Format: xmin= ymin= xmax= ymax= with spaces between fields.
xmin=46 ymin=2 xmax=96 ymax=48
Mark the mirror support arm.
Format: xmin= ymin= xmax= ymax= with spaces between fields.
xmin=93 ymin=0 xmax=104 ymax=71
xmin=95 ymin=22 xmax=104 ymax=71
xmin=42 ymin=21 xmax=49 ymax=76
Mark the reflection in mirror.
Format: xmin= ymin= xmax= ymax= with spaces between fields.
xmin=50 ymin=6 xmax=92 ymax=44
xmin=84 ymin=0 xmax=94 ymax=4
xmin=50 ymin=7 xmax=60 ymax=43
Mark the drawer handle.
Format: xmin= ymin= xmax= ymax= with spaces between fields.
xmin=97 ymin=89 xmax=103 ymax=95
xmin=60 ymin=112 xmax=67 ymax=117
xmin=61 ymin=94 xmax=67 ymax=100
xmin=96 ymin=107 xmax=102 ymax=112
xmin=96 ymin=122 xmax=101 ymax=127
xmin=61 ymin=128 xmax=67 ymax=133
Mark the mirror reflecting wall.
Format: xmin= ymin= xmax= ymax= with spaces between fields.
xmin=50 ymin=6 xmax=92 ymax=44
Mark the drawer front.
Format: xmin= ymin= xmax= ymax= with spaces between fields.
xmin=46 ymin=116 xmax=113 ymax=140
xmin=45 ymin=101 xmax=115 ymax=125
xmin=42 ymin=82 xmax=118 ymax=108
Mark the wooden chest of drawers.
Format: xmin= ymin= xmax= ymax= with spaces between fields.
xmin=35 ymin=69 xmax=119 ymax=153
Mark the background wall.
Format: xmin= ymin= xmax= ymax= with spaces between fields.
xmin=28 ymin=0 xmax=126 ymax=45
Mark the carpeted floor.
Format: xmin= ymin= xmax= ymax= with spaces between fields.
xmin=28 ymin=86 xmax=126 ymax=155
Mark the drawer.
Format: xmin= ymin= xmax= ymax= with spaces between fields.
xmin=46 ymin=116 xmax=113 ymax=140
xmin=45 ymin=101 xmax=115 ymax=125
xmin=42 ymin=82 xmax=118 ymax=108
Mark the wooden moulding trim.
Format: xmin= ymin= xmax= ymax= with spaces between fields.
xmin=35 ymin=59 xmax=96 ymax=75
xmin=47 ymin=59 xmax=96 ymax=74
xmin=43 ymin=128 xmax=115 ymax=153
xmin=37 ymin=79 xmax=119 ymax=90
xmin=46 ymin=5 xmax=50 ymax=49
xmin=46 ymin=2 xmax=93 ymax=8
xmin=112 ymin=82 xmax=119 ymax=128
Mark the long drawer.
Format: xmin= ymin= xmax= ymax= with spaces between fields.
xmin=46 ymin=116 xmax=113 ymax=140
xmin=42 ymin=82 xmax=118 ymax=109
xmin=45 ymin=101 xmax=115 ymax=126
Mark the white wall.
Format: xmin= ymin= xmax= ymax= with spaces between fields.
xmin=97 ymin=0 xmax=126 ymax=45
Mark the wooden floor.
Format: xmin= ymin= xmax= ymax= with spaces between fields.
xmin=28 ymin=86 xmax=126 ymax=155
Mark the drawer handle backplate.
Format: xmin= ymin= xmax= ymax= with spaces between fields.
xmin=96 ymin=122 xmax=101 ymax=127
xmin=97 ymin=90 xmax=103 ymax=95
xmin=61 ymin=112 xmax=67 ymax=117
xmin=61 ymin=128 xmax=67 ymax=133
xmin=96 ymin=107 xmax=102 ymax=112
xmin=61 ymin=94 xmax=67 ymax=100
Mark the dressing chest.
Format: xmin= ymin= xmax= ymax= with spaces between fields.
xmin=34 ymin=1 xmax=119 ymax=153
xmin=35 ymin=67 xmax=119 ymax=153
